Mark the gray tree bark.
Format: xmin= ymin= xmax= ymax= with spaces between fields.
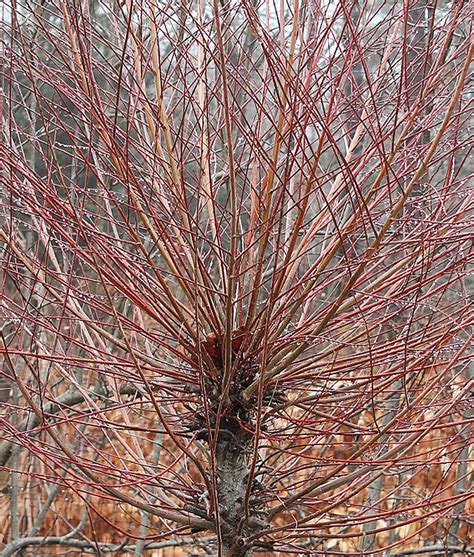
xmin=214 ymin=434 xmax=254 ymax=556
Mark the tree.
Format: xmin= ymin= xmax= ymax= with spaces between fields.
xmin=1 ymin=0 xmax=472 ymax=555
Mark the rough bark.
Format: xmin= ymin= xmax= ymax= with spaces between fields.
xmin=215 ymin=435 xmax=253 ymax=556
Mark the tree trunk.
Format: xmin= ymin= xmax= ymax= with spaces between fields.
xmin=215 ymin=434 xmax=254 ymax=556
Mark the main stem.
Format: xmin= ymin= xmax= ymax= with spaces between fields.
xmin=216 ymin=434 xmax=254 ymax=557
